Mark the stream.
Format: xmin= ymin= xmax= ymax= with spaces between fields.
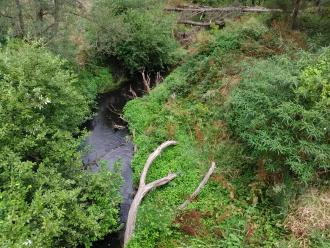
xmin=83 ymin=89 xmax=135 ymax=248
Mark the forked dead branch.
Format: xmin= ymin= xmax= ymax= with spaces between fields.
xmin=124 ymin=139 xmax=216 ymax=246
xmin=124 ymin=141 xmax=178 ymax=246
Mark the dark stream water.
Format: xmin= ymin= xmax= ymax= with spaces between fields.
xmin=83 ymin=90 xmax=135 ymax=248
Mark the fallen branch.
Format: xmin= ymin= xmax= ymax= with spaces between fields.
xmin=124 ymin=141 xmax=177 ymax=246
xmin=178 ymin=161 xmax=216 ymax=210
xmin=165 ymin=6 xmax=283 ymax=13
xmin=178 ymin=19 xmax=225 ymax=27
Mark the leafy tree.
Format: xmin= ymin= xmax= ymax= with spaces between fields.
xmin=0 ymin=0 xmax=88 ymax=60
xmin=227 ymin=48 xmax=330 ymax=181
xmin=0 ymin=41 xmax=121 ymax=247
xmin=0 ymin=0 xmax=82 ymax=39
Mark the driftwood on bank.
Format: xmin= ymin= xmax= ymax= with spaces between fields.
xmin=165 ymin=6 xmax=283 ymax=13
xmin=178 ymin=162 xmax=216 ymax=210
xmin=124 ymin=141 xmax=177 ymax=246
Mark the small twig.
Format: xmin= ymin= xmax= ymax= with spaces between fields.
xmin=129 ymin=84 xmax=138 ymax=99
xmin=107 ymin=104 xmax=126 ymax=122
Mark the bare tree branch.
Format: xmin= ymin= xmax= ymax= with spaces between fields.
xmin=129 ymin=84 xmax=138 ymax=99
xmin=15 ymin=0 xmax=25 ymax=37
xmin=124 ymin=141 xmax=177 ymax=246
xmin=178 ymin=162 xmax=216 ymax=210
xmin=155 ymin=72 xmax=163 ymax=85
xmin=141 ymin=70 xmax=151 ymax=93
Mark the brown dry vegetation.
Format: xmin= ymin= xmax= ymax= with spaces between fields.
xmin=211 ymin=173 xmax=235 ymax=200
xmin=220 ymin=75 xmax=241 ymax=99
xmin=285 ymin=188 xmax=330 ymax=246
xmin=271 ymin=20 xmax=307 ymax=49
xmin=174 ymin=210 xmax=204 ymax=236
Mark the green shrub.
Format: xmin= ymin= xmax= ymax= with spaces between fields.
xmin=86 ymin=0 xmax=179 ymax=74
xmin=227 ymin=48 xmax=330 ymax=181
xmin=78 ymin=65 xmax=120 ymax=101
xmin=0 ymin=41 xmax=121 ymax=247
xmin=297 ymin=47 xmax=330 ymax=106
xmin=300 ymin=12 xmax=330 ymax=49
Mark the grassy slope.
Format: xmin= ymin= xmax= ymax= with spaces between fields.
xmin=124 ymin=16 xmax=327 ymax=247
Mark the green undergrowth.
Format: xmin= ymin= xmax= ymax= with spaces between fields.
xmin=124 ymin=16 xmax=328 ymax=247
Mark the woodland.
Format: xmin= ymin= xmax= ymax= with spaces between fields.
xmin=0 ymin=0 xmax=329 ymax=248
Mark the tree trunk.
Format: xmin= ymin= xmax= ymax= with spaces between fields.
xmin=15 ymin=0 xmax=25 ymax=37
xmin=53 ymin=0 xmax=61 ymax=35
xmin=315 ymin=0 xmax=321 ymax=13
xmin=33 ymin=0 xmax=43 ymax=22
xmin=292 ymin=0 xmax=302 ymax=29
xmin=33 ymin=0 xmax=45 ymax=37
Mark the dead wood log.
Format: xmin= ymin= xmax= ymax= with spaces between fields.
xmin=178 ymin=20 xmax=225 ymax=27
xmin=124 ymin=141 xmax=177 ymax=246
xmin=178 ymin=162 xmax=216 ymax=210
xmin=165 ymin=6 xmax=283 ymax=13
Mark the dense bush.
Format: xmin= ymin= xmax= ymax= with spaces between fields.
xmin=86 ymin=0 xmax=179 ymax=74
xmin=78 ymin=65 xmax=120 ymax=100
xmin=227 ymin=48 xmax=330 ymax=181
xmin=0 ymin=41 xmax=121 ymax=247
